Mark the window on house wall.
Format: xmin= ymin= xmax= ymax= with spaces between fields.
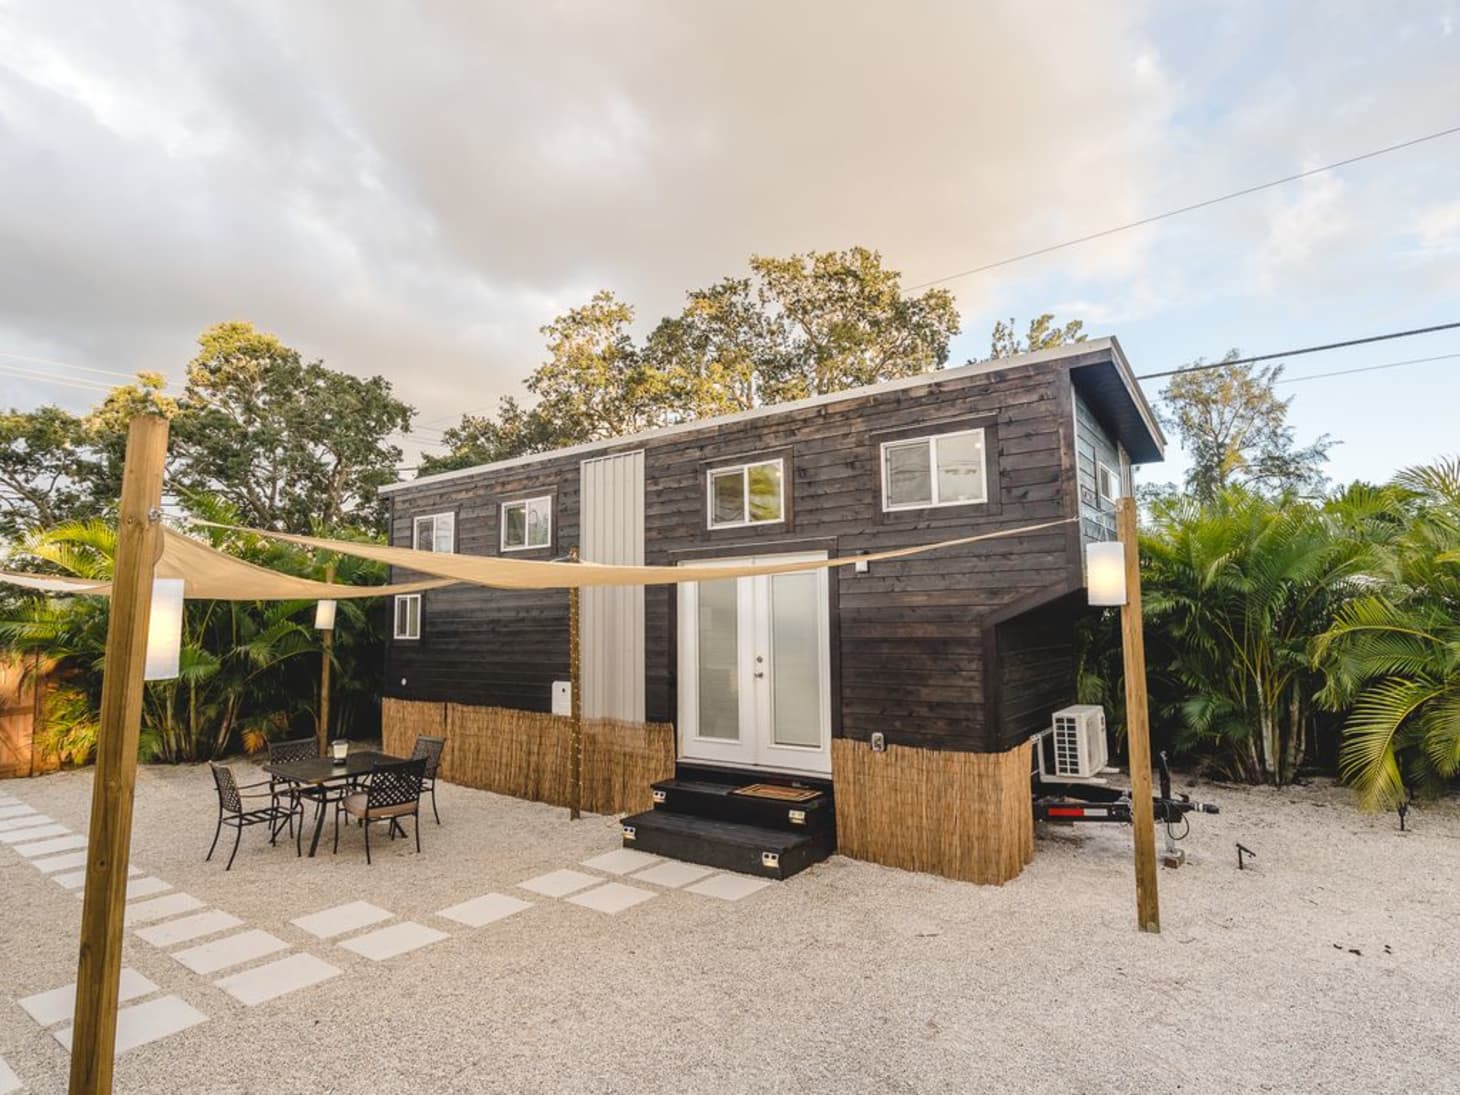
xmin=393 ymin=594 xmax=421 ymax=640
xmin=706 ymin=458 xmax=784 ymax=529
xmin=1097 ymin=461 xmax=1119 ymax=505
xmin=413 ymin=513 xmax=455 ymax=552
xmin=501 ymin=496 xmax=552 ymax=551
xmin=881 ymin=428 xmax=987 ymax=511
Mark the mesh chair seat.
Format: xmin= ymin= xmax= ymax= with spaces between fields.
xmin=342 ymin=792 xmax=418 ymax=820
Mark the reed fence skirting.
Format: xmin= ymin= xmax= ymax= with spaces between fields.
xmin=832 ymin=737 xmax=1034 ymax=885
xmin=381 ymin=697 xmax=674 ymax=815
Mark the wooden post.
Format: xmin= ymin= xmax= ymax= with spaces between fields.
xmin=1117 ymin=496 xmax=1160 ymax=934
xmin=69 ymin=414 xmax=168 ymax=1094
xmin=317 ymin=561 xmax=335 ymax=757
xmin=568 ymin=547 xmax=582 ymax=821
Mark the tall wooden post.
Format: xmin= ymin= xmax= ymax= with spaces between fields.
xmin=317 ymin=561 xmax=335 ymax=757
xmin=568 ymin=547 xmax=582 ymax=821
xmin=1117 ymin=496 xmax=1160 ymax=933
xmin=70 ymin=415 xmax=168 ymax=1094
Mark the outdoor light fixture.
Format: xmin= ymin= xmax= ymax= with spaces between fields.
xmin=314 ymin=599 xmax=337 ymax=630
xmin=1085 ymin=540 xmax=1128 ymax=606
xmin=331 ymin=739 xmax=349 ymax=764
xmin=143 ymin=577 xmax=185 ymax=680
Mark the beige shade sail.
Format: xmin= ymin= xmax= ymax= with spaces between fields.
xmin=0 ymin=528 xmax=458 ymax=601
xmin=192 ymin=517 xmax=1079 ymax=589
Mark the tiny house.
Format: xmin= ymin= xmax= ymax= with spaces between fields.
xmin=379 ymin=338 xmax=1164 ymax=883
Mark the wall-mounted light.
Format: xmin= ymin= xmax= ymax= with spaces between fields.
xmin=143 ymin=577 xmax=185 ymax=680
xmin=314 ymin=599 xmax=337 ymax=631
xmin=1085 ymin=540 xmax=1128 ymax=606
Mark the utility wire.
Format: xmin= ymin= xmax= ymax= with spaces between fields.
xmin=1276 ymin=352 xmax=1460 ymax=385
xmin=907 ymin=123 xmax=1460 ymax=290
xmin=0 ymin=349 xmax=144 ymax=381
xmin=1136 ymin=321 xmax=1460 ymax=380
xmin=0 ymin=364 xmax=119 ymax=394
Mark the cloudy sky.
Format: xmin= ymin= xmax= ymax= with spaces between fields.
xmin=2 ymin=1 xmax=1458 ymax=486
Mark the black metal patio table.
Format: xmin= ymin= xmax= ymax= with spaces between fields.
xmin=263 ymin=749 xmax=400 ymax=858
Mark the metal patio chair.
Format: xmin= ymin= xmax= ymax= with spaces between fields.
xmin=332 ymin=757 xmax=427 ymax=865
xmin=206 ymin=763 xmax=296 ymax=871
xmin=409 ymin=735 xmax=446 ymax=824
xmin=266 ymin=736 xmax=317 ymax=833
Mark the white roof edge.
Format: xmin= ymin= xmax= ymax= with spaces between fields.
xmin=383 ymin=338 xmax=1126 ymax=495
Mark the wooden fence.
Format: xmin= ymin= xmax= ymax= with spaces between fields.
xmin=1 ymin=656 xmax=58 ymax=780
xmin=382 ymin=698 xmax=675 ymax=815
xmin=832 ymin=737 xmax=1034 ymax=885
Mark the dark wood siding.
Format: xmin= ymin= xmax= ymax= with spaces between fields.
xmin=986 ymin=590 xmax=1085 ymax=753
xmin=384 ymin=352 xmax=1114 ymax=753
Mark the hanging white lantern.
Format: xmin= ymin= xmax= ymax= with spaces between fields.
xmin=143 ymin=577 xmax=185 ymax=680
xmin=1085 ymin=541 xmax=1128 ymax=607
xmin=314 ymin=599 xmax=337 ymax=630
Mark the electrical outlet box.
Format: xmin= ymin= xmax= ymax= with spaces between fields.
xmin=551 ymin=680 xmax=572 ymax=716
xmin=871 ymin=732 xmax=886 ymax=753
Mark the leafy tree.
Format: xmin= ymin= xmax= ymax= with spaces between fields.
xmin=0 ymin=405 xmax=94 ymax=538
xmin=988 ymin=313 xmax=1087 ymax=359
xmin=420 ymin=249 xmax=960 ymax=472
xmin=1315 ymin=459 xmax=1460 ymax=808
xmin=1159 ymin=355 xmax=1332 ymax=501
xmin=0 ymin=504 xmax=391 ymax=763
xmin=1140 ymin=488 xmax=1367 ymax=784
xmin=169 ymin=321 xmax=413 ymax=532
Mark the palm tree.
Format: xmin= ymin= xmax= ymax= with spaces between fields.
xmin=0 ymin=512 xmax=323 ymax=762
xmin=1141 ymin=488 xmax=1367 ymax=784
xmin=1315 ymin=459 xmax=1460 ymax=808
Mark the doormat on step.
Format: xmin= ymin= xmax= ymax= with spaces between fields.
xmin=731 ymin=784 xmax=821 ymax=803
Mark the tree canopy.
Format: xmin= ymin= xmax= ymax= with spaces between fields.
xmin=418 ymin=248 xmax=961 ymax=474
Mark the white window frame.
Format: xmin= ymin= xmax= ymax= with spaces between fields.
xmin=500 ymin=495 xmax=553 ymax=552
xmin=393 ymin=594 xmax=421 ymax=640
xmin=880 ymin=427 xmax=988 ymax=512
xmin=1097 ymin=461 xmax=1119 ymax=505
xmin=412 ymin=512 xmax=455 ymax=553
xmin=705 ymin=458 xmax=786 ymax=530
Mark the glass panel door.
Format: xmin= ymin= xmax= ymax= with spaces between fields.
xmin=769 ymin=571 xmax=822 ymax=748
xmin=696 ymin=577 xmax=740 ymax=740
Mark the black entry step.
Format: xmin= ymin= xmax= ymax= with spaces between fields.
xmin=621 ymin=810 xmax=834 ymax=880
xmin=651 ymin=778 xmax=834 ymax=834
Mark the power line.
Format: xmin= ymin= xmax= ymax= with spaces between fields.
xmin=0 ymin=349 xmax=143 ymax=382
xmin=1136 ymin=321 xmax=1460 ymax=381
xmin=1276 ymin=351 xmax=1460 ymax=385
xmin=908 ymin=123 xmax=1460 ymax=290
xmin=0 ymin=364 xmax=118 ymax=394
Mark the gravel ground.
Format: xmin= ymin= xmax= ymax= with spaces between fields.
xmin=1 ymin=762 xmax=1457 ymax=1095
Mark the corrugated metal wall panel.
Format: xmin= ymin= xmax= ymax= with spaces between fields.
xmin=580 ymin=451 xmax=645 ymax=721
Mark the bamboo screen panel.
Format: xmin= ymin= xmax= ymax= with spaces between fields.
xmin=832 ymin=738 xmax=1034 ymax=885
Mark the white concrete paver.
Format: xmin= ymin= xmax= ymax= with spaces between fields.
xmin=338 ymin=921 xmax=448 ymax=961
xmin=566 ymin=882 xmax=657 ymax=914
xmin=15 ymin=833 xmax=87 ymax=857
xmin=631 ymin=861 xmax=718 ymax=888
xmin=290 ymin=900 xmax=394 ymax=939
xmin=0 ymin=813 xmax=53 ymax=832
xmin=0 ymin=1055 xmax=20 ymax=1095
xmin=214 ymin=953 xmax=343 ymax=1005
xmin=31 ymin=850 xmax=91 ymax=873
xmin=685 ymin=873 xmax=773 ymax=901
xmin=437 ymin=892 xmax=533 ymax=928
xmin=0 ymin=805 xmax=36 ymax=820
xmin=172 ymin=929 xmax=289 ymax=974
xmin=580 ymin=848 xmax=664 ymax=875
xmin=122 ymin=876 xmax=173 ymax=901
xmin=19 ymin=968 xmax=159 ymax=1027
xmin=124 ymin=892 xmax=206 ymax=926
xmin=135 ymin=910 xmax=244 ymax=948
xmin=0 ymin=823 xmax=68 ymax=844
xmin=517 ymin=868 xmax=601 ymax=897
xmin=53 ymin=995 xmax=207 ymax=1055
xmin=52 ymin=866 xmax=141 ymax=889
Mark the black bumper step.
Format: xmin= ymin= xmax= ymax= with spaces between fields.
xmin=621 ymin=810 xmax=834 ymax=880
xmin=650 ymin=778 xmax=834 ymax=835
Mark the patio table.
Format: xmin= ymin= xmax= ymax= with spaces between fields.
xmin=263 ymin=749 xmax=400 ymax=858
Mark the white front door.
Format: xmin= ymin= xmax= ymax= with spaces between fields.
xmin=677 ymin=553 xmax=832 ymax=775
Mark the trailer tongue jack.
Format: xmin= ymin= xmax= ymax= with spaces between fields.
xmin=1031 ymin=745 xmax=1221 ymax=865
